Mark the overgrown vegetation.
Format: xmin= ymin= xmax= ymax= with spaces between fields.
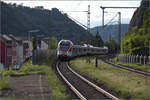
xmin=104 ymin=34 xmax=118 ymax=54
xmin=90 ymin=31 xmax=104 ymax=47
xmin=70 ymin=58 xmax=150 ymax=100
xmin=121 ymin=8 xmax=150 ymax=55
xmin=48 ymin=37 xmax=58 ymax=49
xmin=0 ymin=76 xmax=10 ymax=90
xmin=1 ymin=61 xmax=46 ymax=76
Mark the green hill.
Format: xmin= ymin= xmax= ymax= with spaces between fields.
xmin=1 ymin=2 xmax=92 ymax=44
xmin=90 ymin=24 xmax=129 ymax=41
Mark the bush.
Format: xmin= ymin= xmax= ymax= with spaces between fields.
xmin=121 ymin=33 xmax=149 ymax=55
xmin=0 ymin=76 xmax=10 ymax=90
xmin=48 ymin=37 xmax=58 ymax=49
xmin=121 ymin=8 xmax=150 ymax=55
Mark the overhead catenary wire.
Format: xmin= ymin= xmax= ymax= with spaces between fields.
xmin=67 ymin=14 xmax=88 ymax=29
xmin=104 ymin=13 xmax=119 ymax=28
xmin=96 ymin=20 xmax=118 ymax=42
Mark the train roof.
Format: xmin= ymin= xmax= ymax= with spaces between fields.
xmin=72 ymin=45 xmax=108 ymax=49
xmin=58 ymin=40 xmax=73 ymax=45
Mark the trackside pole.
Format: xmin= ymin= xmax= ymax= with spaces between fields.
xmin=95 ymin=57 xmax=98 ymax=68
xmin=86 ymin=54 xmax=91 ymax=64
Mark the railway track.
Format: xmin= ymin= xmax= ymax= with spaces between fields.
xmin=56 ymin=61 xmax=119 ymax=100
xmin=101 ymin=59 xmax=150 ymax=76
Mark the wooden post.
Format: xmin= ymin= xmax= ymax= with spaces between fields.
xmin=118 ymin=55 xmax=120 ymax=62
xmin=140 ymin=55 xmax=144 ymax=65
xmin=136 ymin=55 xmax=139 ymax=63
xmin=148 ymin=56 xmax=150 ymax=65
xmin=127 ymin=55 xmax=128 ymax=63
xmin=144 ymin=56 xmax=148 ymax=66
xmin=123 ymin=54 xmax=125 ymax=63
xmin=133 ymin=55 xmax=135 ymax=63
xmin=125 ymin=54 xmax=127 ymax=63
xmin=131 ymin=55 xmax=133 ymax=63
xmin=128 ymin=55 xmax=131 ymax=63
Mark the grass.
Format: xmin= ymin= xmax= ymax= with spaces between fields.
xmin=0 ymin=97 xmax=12 ymax=100
xmin=38 ymin=58 xmax=70 ymax=100
xmin=0 ymin=76 xmax=10 ymax=90
xmin=0 ymin=57 xmax=69 ymax=100
xmin=45 ymin=67 xmax=69 ymax=99
xmin=110 ymin=57 xmax=150 ymax=72
xmin=70 ymin=57 xmax=150 ymax=100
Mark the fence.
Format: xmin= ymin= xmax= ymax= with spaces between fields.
xmin=118 ymin=54 xmax=150 ymax=65
xmin=32 ymin=49 xmax=56 ymax=64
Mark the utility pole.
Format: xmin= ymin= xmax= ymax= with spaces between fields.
xmin=100 ymin=6 xmax=138 ymax=29
xmin=87 ymin=5 xmax=91 ymax=63
xmin=28 ymin=30 xmax=39 ymax=41
xmin=118 ymin=12 xmax=121 ymax=53
xmin=118 ymin=12 xmax=121 ymax=46
xmin=87 ymin=5 xmax=90 ymax=32
xmin=100 ymin=6 xmax=105 ymax=29
xmin=87 ymin=5 xmax=91 ymax=44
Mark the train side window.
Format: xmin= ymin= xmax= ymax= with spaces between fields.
xmin=74 ymin=48 xmax=76 ymax=52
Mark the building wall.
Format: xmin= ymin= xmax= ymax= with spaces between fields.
xmin=6 ymin=46 xmax=12 ymax=68
xmin=12 ymin=46 xmax=17 ymax=63
xmin=41 ymin=41 xmax=48 ymax=50
xmin=0 ymin=40 xmax=5 ymax=65
xmin=16 ymin=45 xmax=23 ymax=63
xmin=0 ymin=63 xmax=4 ymax=69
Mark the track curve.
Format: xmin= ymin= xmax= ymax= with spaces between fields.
xmin=56 ymin=60 xmax=119 ymax=100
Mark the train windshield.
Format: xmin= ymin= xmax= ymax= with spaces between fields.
xmin=60 ymin=42 xmax=70 ymax=51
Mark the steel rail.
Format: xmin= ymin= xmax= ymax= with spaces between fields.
xmin=56 ymin=62 xmax=86 ymax=100
xmin=102 ymin=60 xmax=150 ymax=76
xmin=66 ymin=62 xmax=120 ymax=100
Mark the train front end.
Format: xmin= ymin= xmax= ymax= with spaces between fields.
xmin=57 ymin=40 xmax=73 ymax=60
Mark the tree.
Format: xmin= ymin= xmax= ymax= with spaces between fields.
xmin=95 ymin=31 xmax=104 ymax=47
xmin=120 ymin=8 xmax=150 ymax=55
xmin=104 ymin=34 xmax=118 ymax=54
xmin=90 ymin=30 xmax=104 ymax=47
xmin=48 ymin=37 xmax=58 ymax=49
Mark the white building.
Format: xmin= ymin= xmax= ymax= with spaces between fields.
xmin=0 ymin=63 xmax=4 ymax=69
xmin=41 ymin=40 xmax=48 ymax=50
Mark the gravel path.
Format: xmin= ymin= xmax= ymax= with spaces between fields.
xmin=9 ymin=75 xmax=51 ymax=100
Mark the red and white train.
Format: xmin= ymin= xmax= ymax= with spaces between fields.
xmin=57 ymin=40 xmax=108 ymax=59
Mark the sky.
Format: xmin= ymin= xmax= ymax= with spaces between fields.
xmin=3 ymin=0 xmax=142 ymax=28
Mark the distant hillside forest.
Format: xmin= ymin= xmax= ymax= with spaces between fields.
xmin=121 ymin=0 xmax=150 ymax=55
xmin=90 ymin=24 xmax=129 ymax=41
xmin=1 ymin=2 xmax=93 ymax=44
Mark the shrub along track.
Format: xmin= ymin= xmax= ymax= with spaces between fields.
xmin=56 ymin=60 xmax=119 ymax=100
xmin=101 ymin=59 xmax=150 ymax=76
